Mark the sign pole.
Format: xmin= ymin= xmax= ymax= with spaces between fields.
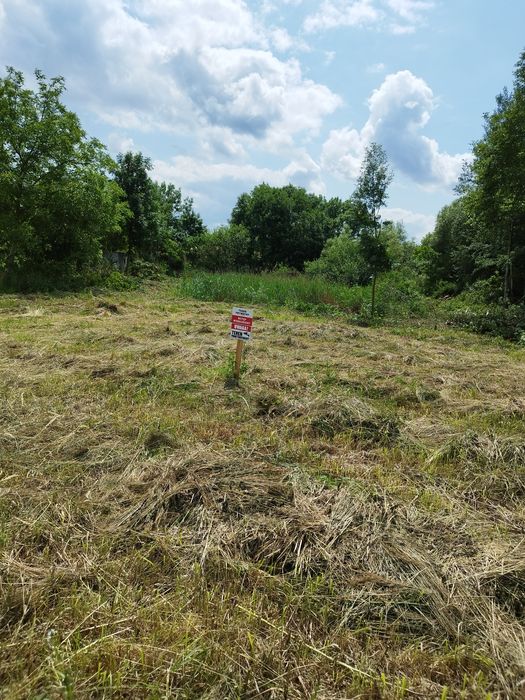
xmin=234 ymin=338 xmax=243 ymax=382
xmin=229 ymin=307 xmax=253 ymax=386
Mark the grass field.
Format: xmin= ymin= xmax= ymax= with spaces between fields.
xmin=1 ymin=280 xmax=524 ymax=698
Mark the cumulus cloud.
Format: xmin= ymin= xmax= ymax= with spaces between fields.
xmin=0 ymin=0 xmax=339 ymax=151
xmin=304 ymin=0 xmax=434 ymax=34
xmin=153 ymin=150 xmax=323 ymax=194
xmin=168 ymin=48 xmax=340 ymax=145
xmin=321 ymin=70 xmax=470 ymax=188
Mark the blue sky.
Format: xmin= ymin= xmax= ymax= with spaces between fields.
xmin=1 ymin=0 xmax=524 ymax=240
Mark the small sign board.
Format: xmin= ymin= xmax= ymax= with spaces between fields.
xmin=230 ymin=307 xmax=253 ymax=341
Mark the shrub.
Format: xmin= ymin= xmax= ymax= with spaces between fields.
xmin=305 ymin=235 xmax=369 ymax=286
xmin=446 ymin=304 xmax=525 ymax=340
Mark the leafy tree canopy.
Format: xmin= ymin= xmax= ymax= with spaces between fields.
xmin=230 ymin=183 xmax=347 ymax=270
xmin=0 ymin=67 xmax=128 ymax=288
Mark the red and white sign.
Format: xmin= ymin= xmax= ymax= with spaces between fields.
xmin=230 ymin=307 xmax=253 ymax=341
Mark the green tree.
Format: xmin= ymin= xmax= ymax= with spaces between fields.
xmin=352 ymin=142 xmax=394 ymax=315
xmin=459 ymin=49 xmax=525 ymax=302
xmin=114 ymin=152 xmax=160 ymax=259
xmin=230 ymin=184 xmax=344 ymax=270
xmin=421 ymin=198 xmax=478 ymax=295
xmin=0 ymin=67 xmax=128 ymax=288
xmin=191 ymin=224 xmax=252 ymax=272
xmin=153 ymin=181 xmax=205 ymax=271
xmin=305 ymin=235 xmax=368 ymax=286
xmin=306 ymin=221 xmax=413 ymax=288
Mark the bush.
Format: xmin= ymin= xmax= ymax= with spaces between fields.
xmin=446 ymin=303 xmax=525 ymax=340
xmin=374 ymin=271 xmax=431 ymax=318
xmin=305 ymin=235 xmax=369 ymax=286
xmin=128 ymin=259 xmax=166 ymax=280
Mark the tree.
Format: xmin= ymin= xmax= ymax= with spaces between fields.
xmin=230 ymin=184 xmax=344 ymax=270
xmin=0 ymin=67 xmax=128 ymax=288
xmin=114 ymin=154 xmax=206 ymax=269
xmin=421 ymin=198 xmax=478 ymax=295
xmin=458 ymin=49 xmax=525 ymax=303
xmin=190 ymin=224 xmax=252 ymax=272
xmin=114 ymin=152 xmax=160 ymax=259
xmin=352 ymin=142 xmax=394 ymax=316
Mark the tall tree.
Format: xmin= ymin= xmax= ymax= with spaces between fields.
xmin=114 ymin=152 xmax=160 ymax=259
xmin=353 ymin=142 xmax=394 ymax=316
xmin=459 ymin=49 xmax=525 ymax=302
xmin=421 ymin=198 xmax=478 ymax=295
xmin=0 ymin=67 xmax=128 ymax=288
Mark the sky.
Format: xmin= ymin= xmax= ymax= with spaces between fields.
xmin=1 ymin=1 xmax=524 ymax=241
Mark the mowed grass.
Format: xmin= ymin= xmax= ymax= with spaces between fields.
xmin=1 ymin=280 xmax=524 ymax=699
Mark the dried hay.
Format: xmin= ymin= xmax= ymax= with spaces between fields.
xmin=309 ymin=396 xmax=399 ymax=444
xmin=85 ymin=448 xmax=525 ymax=693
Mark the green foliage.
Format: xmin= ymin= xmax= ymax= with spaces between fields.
xmin=114 ymin=153 xmax=205 ymax=271
xmin=177 ymin=271 xmax=368 ymax=314
xmin=0 ymin=67 xmax=129 ymax=289
xmin=230 ymin=184 xmax=347 ymax=270
xmin=351 ymin=142 xmax=395 ymax=316
xmin=306 ymin=222 xmax=414 ymax=289
xmin=462 ymin=50 xmax=525 ymax=303
xmin=190 ymin=224 xmax=253 ymax=272
xmin=114 ymin=152 xmax=159 ymax=258
xmin=176 ymin=270 xmax=429 ymax=320
xmin=353 ymin=142 xmax=393 ymax=229
xmin=305 ymin=235 xmax=368 ymax=285
xmin=427 ymin=49 xmax=525 ymax=305
xmin=446 ymin=302 xmax=525 ymax=341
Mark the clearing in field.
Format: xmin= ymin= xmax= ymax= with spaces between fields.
xmin=1 ymin=282 xmax=524 ymax=698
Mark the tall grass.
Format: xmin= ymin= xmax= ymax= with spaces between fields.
xmin=175 ymin=270 xmax=431 ymax=319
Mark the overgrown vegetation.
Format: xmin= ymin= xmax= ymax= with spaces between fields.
xmin=1 ymin=283 xmax=524 ymax=697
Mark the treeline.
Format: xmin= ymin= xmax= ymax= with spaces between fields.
xmin=0 ymin=68 xmax=205 ymax=290
xmin=422 ymin=51 xmax=525 ymax=306
xmin=1 ymin=52 xmax=524 ymax=338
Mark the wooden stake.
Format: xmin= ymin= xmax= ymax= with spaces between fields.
xmin=234 ymin=339 xmax=244 ymax=382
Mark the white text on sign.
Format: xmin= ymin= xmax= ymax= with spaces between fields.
xmin=231 ymin=307 xmax=253 ymax=341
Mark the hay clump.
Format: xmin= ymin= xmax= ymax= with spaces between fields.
xmin=309 ymin=396 xmax=399 ymax=444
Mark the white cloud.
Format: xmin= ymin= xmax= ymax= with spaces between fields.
xmin=321 ymin=127 xmax=366 ymax=179
xmin=0 ymin=0 xmax=339 ymax=152
xmin=367 ymin=62 xmax=386 ymax=73
xmin=153 ymin=154 xmax=319 ymax=187
xmin=304 ymin=0 xmax=380 ymax=33
xmin=153 ymin=151 xmax=323 ymax=194
xmin=303 ymin=0 xmax=434 ymax=34
xmin=383 ymin=207 xmax=435 ymax=240
xmin=107 ymin=132 xmax=135 ymax=154
xmin=384 ymin=0 xmax=434 ymax=23
xmin=269 ymin=27 xmax=310 ymax=53
xmin=321 ymin=70 xmax=470 ymax=188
